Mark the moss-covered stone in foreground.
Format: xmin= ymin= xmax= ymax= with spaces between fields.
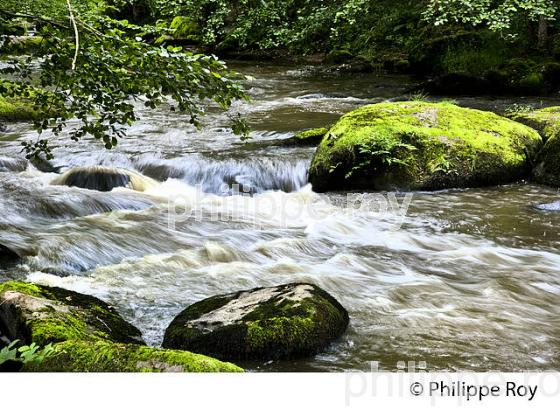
xmin=162 ymin=283 xmax=349 ymax=361
xmin=510 ymin=107 xmax=560 ymax=187
xmin=0 ymin=281 xmax=143 ymax=346
xmin=23 ymin=340 xmax=243 ymax=372
xmin=309 ymin=101 xmax=543 ymax=192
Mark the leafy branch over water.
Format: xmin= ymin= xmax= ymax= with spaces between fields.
xmin=0 ymin=0 xmax=249 ymax=160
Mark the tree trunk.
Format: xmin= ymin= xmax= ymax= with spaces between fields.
xmin=537 ymin=15 xmax=548 ymax=50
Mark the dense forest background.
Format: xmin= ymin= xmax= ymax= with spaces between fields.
xmin=109 ymin=0 xmax=560 ymax=93
xmin=3 ymin=1 xmax=560 ymax=80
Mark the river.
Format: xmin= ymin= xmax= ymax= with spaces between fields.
xmin=1 ymin=61 xmax=559 ymax=371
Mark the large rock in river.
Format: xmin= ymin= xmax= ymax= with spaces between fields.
xmin=309 ymin=102 xmax=543 ymax=192
xmin=0 ymin=281 xmax=143 ymax=345
xmin=509 ymin=107 xmax=560 ymax=187
xmin=162 ymin=283 xmax=349 ymax=361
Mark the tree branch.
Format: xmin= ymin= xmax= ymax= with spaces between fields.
xmin=65 ymin=0 xmax=79 ymax=71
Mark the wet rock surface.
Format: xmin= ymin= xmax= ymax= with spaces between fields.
xmin=163 ymin=283 xmax=349 ymax=361
xmin=51 ymin=166 xmax=158 ymax=192
xmin=0 ymin=244 xmax=20 ymax=269
xmin=0 ymin=281 xmax=144 ymax=345
xmin=309 ymin=101 xmax=543 ymax=192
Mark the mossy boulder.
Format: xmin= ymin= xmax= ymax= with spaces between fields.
xmin=0 ymin=281 xmax=143 ymax=346
xmin=532 ymin=136 xmax=560 ymax=187
xmin=1 ymin=36 xmax=43 ymax=55
xmin=508 ymin=107 xmax=560 ymax=142
xmin=309 ymin=101 xmax=543 ymax=192
xmin=23 ymin=340 xmax=243 ymax=372
xmin=509 ymin=107 xmax=560 ymax=187
xmin=162 ymin=283 xmax=349 ymax=361
xmin=0 ymin=96 xmax=36 ymax=121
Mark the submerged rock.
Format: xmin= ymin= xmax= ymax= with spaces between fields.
xmin=0 ymin=244 xmax=20 ymax=267
xmin=509 ymin=107 xmax=560 ymax=187
xmin=51 ymin=166 xmax=158 ymax=192
xmin=309 ymin=101 xmax=542 ymax=192
xmin=0 ymin=281 xmax=143 ymax=345
xmin=23 ymin=340 xmax=243 ymax=373
xmin=30 ymin=156 xmax=63 ymax=173
xmin=162 ymin=283 xmax=349 ymax=361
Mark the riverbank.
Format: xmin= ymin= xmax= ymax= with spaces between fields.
xmin=153 ymin=2 xmax=560 ymax=96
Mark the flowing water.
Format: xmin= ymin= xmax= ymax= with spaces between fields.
xmin=1 ymin=62 xmax=560 ymax=371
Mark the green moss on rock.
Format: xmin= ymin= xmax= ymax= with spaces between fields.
xmin=309 ymin=101 xmax=542 ymax=192
xmin=0 ymin=281 xmax=143 ymax=346
xmin=508 ymin=106 xmax=560 ymax=142
xmin=23 ymin=340 xmax=243 ymax=372
xmin=162 ymin=283 xmax=349 ymax=361
xmin=1 ymin=36 xmax=43 ymax=55
xmin=510 ymin=107 xmax=560 ymax=187
xmin=517 ymin=72 xmax=545 ymax=94
xmin=533 ymin=134 xmax=560 ymax=187
xmin=293 ymin=127 xmax=329 ymax=144
xmin=0 ymin=96 xmax=36 ymax=121
xmin=279 ymin=127 xmax=329 ymax=147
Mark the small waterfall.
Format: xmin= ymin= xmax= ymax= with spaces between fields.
xmin=0 ymin=157 xmax=27 ymax=172
xmin=41 ymin=152 xmax=309 ymax=195
xmin=0 ymin=173 xmax=155 ymax=221
xmin=134 ymin=156 xmax=309 ymax=195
